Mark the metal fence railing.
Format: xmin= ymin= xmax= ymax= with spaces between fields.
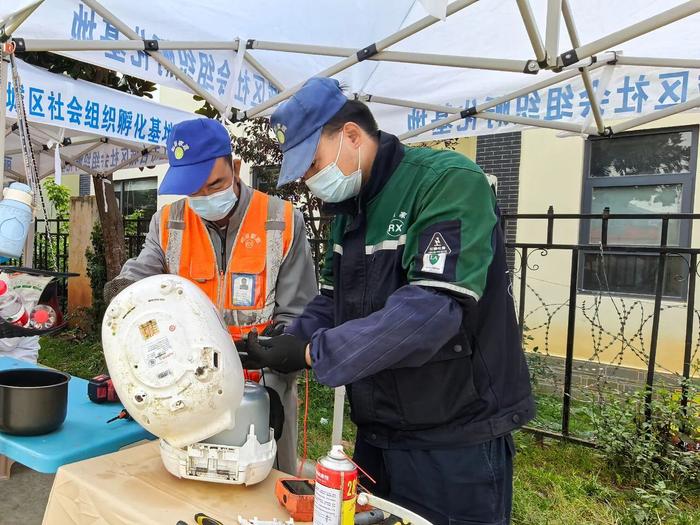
xmin=124 ymin=218 xmax=150 ymax=259
xmin=304 ymin=215 xmax=332 ymax=280
xmin=502 ymin=207 xmax=700 ymax=446
xmin=13 ymin=210 xmax=699 ymax=447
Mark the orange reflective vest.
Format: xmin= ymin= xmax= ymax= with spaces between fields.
xmin=160 ymin=189 xmax=294 ymax=340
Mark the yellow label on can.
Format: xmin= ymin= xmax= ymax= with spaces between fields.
xmin=341 ymin=496 xmax=356 ymax=525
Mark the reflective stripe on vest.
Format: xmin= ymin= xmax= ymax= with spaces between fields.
xmin=160 ymin=190 xmax=294 ymax=340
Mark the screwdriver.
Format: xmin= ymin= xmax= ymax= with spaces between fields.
xmin=195 ymin=513 xmax=225 ymax=525
xmin=106 ymin=409 xmax=132 ymax=423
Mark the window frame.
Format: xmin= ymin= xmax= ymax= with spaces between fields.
xmin=113 ymin=176 xmax=158 ymax=218
xmin=578 ymin=124 xmax=699 ymax=301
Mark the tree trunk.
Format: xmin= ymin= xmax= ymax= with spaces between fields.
xmin=92 ymin=174 xmax=126 ymax=281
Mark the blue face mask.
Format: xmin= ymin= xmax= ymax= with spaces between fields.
xmin=188 ymin=184 xmax=238 ymax=221
xmin=305 ymin=132 xmax=362 ymax=203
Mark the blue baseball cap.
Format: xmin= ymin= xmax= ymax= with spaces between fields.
xmin=271 ymin=77 xmax=348 ymax=188
xmin=159 ymin=118 xmax=232 ymax=195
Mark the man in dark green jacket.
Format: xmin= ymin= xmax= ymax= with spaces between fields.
xmin=246 ymin=77 xmax=534 ymax=525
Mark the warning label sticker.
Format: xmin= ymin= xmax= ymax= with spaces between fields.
xmin=422 ymin=232 xmax=452 ymax=275
xmin=425 ymin=232 xmax=452 ymax=255
xmin=145 ymin=336 xmax=174 ymax=369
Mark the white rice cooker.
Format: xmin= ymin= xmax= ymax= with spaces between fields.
xmin=102 ymin=274 xmax=275 ymax=485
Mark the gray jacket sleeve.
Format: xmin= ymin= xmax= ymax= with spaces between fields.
xmin=272 ymin=209 xmax=318 ymax=326
xmin=118 ymin=210 xmax=168 ymax=281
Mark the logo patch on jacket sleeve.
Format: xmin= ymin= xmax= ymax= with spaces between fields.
xmin=415 ymin=220 xmax=460 ymax=280
xmin=422 ymin=233 xmax=451 ymax=274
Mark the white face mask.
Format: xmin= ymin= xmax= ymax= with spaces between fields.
xmin=305 ymin=132 xmax=362 ymax=203
xmin=188 ymin=183 xmax=238 ymax=221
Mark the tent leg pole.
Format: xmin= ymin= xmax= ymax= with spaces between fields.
xmin=23 ymin=216 xmax=34 ymax=267
xmin=331 ymin=387 xmax=345 ymax=446
xmin=0 ymin=53 xmax=7 ymax=189
xmin=81 ymin=0 xmax=229 ymax=117
xmin=516 ymin=0 xmax=546 ymax=63
xmin=545 ymin=0 xmax=562 ymax=67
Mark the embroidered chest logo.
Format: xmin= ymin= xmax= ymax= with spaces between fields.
xmin=387 ymin=211 xmax=408 ymax=238
xmin=240 ymin=233 xmax=262 ymax=249
xmin=422 ymin=232 xmax=451 ymax=274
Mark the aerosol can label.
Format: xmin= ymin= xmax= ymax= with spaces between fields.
xmin=313 ymin=449 xmax=357 ymax=525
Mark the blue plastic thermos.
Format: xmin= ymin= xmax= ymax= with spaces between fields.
xmin=0 ymin=182 xmax=34 ymax=259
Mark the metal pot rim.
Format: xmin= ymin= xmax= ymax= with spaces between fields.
xmin=0 ymin=368 xmax=71 ymax=389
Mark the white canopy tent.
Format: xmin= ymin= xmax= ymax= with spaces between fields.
xmin=1 ymin=0 xmax=699 ymax=442
xmin=1 ymin=0 xmax=698 ymax=151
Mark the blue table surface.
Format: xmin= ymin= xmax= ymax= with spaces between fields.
xmin=0 ymin=356 xmax=154 ymax=474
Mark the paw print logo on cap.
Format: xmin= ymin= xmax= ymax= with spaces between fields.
xmin=171 ymin=140 xmax=190 ymax=160
xmin=273 ymin=123 xmax=287 ymax=145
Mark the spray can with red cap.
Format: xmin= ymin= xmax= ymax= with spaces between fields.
xmin=313 ymin=445 xmax=358 ymax=525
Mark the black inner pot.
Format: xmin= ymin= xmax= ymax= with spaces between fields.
xmin=0 ymin=369 xmax=69 ymax=388
xmin=0 ymin=368 xmax=70 ymax=436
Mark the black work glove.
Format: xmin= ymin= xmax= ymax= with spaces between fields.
xmin=236 ymin=336 xmax=264 ymax=370
xmin=261 ymin=322 xmax=286 ymax=337
xmin=245 ymin=331 xmax=309 ymax=374
xmin=237 ymin=323 xmax=287 ymax=369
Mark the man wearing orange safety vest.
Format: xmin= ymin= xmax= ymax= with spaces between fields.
xmin=105 ymin=118 xmax=318 ymax=473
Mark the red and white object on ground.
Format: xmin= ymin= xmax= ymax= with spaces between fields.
xmin=0 ymin=280 xmax=29 ymax=327
xmin=313 ymin=445 xmax=357 ymax=525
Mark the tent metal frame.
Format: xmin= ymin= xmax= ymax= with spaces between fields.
xmin=0 ymin=0 xmax=697 ymax=150
xmin=1 ymin=0 xmax=699 ymax=448
xmin=0 ymin=0 xmax=694 ymax=156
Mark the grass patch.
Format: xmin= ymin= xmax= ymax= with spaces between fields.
xmin=530 ymin=390 xmax=597 ymax=439
xmin=513 ymin=433 xmax=700 ymax=524
xmin=38 ymin=330 xmax=107 ymax=379
xmin=296 ymin=372 xmax=357 ymax=461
